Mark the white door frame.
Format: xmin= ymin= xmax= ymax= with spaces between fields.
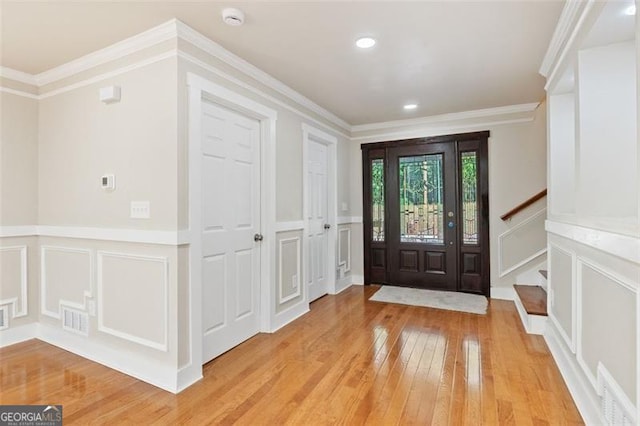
xmin=302 ymin=123 xmax=338 ymax=299
xmin=186 ymin=73 xmax=277 ymax=380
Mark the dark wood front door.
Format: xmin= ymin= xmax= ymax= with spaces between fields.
xmin=362 ymin=131 xmax=490 ymax=296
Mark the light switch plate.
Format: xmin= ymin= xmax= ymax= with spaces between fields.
xmin=130 ymin=201 xmax=150 ymax=219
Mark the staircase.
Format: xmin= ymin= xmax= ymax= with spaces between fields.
xmin=513 ymin=269 xmax=548 ymax=335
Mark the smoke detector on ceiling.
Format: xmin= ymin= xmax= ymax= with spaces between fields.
xmin=222 ymin=8 xmax=245 ymax=26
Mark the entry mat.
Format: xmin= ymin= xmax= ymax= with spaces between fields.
xmin=369 ymin=285 xmax=488 ymax=315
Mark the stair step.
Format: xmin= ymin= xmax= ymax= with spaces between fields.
xmin=539 ymin=269 xmax=548 ymax=279
xmin=514 ymin=285 xmax=547 ymax=316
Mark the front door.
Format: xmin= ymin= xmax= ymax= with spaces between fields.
xmin=201 ymin=101 xmax=261 ymax=364
xmin=307 ymin=140 xmax=330 ymax=302
xmin=362 ymin=132 xmax=490 ymax=296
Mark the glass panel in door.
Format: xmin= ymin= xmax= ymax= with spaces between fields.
xmin=398 ymin=154 xmax=444 ymax=244
xmin=371 ymin=159 xmax=385 ymax=242
xmin=461 ymin=152 xmax=478 ymax=245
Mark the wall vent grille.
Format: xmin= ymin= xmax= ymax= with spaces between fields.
xmin=0 ymin=307 xmax=7 ymax=330
xmin=62 ymin=307 xmax=89 ymax=336
xmin=597 ymin=363 xmax=636 ymax=425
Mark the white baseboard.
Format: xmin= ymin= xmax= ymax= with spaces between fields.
xmin=334 ymin=276 xmax=353 ymax=294
xmin=38 ymin=323 xmax=181 ymax=393
xmin=176 ymin=364 xmax=203 ymax=393
xmin=544 ymin=321 xmax=603 ymax=425
xmin=270 ymin=302 xmax=309 ymax=333
xmin=350 ymin=274 xmax=364 ymax=285
xmin=490 ymin=286 xmax=516 ymax=300
xmin=0 ymin=322 xmax=39 ymax=347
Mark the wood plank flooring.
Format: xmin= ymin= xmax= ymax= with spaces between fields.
xmin=0 ymin=285 xmax=582 ymax=425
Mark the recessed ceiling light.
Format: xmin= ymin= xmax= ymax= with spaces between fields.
xmin=403 ymin=104 xmax=418 ymax=110
xmin=624 ymin=4 xmax=636 ymax=15
xmin=356 ymin=37 xmax=376 ymax=49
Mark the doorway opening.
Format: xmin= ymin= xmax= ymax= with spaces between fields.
xmin=362 ymin=131 xmax=490 ymax=296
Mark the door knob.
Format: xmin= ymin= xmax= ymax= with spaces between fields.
xmin=324 ymin=224 xmax=331 ymax=230
xmin=254 ymin=233 xmax=263 ymax=242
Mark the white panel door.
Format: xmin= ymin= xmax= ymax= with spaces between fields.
xmin=307 ymin=140 xmax=329 ymax=302
xmin=201 ymin=101 xmax=261 ymax=364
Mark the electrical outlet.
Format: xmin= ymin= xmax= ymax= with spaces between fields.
xmin=291 ymin=275 xmax=298 ymax=289
xmin=130 ymin=201 xmax=150 ymax=219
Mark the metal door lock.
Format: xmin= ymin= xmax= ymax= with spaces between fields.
xmin=254 ymin=233 xmax=264 ymax=242
xmin=324 ymin=224 xmax=331 ymax=229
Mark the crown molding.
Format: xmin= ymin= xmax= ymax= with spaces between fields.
xmin=36 ymin=19 xmax=178 ymax=86
xmin=351 ymin=102 xmax=539 ymax=133
xmin=539 ymin=1 xmax=587 ymax=78
xmin=0 ymin=67 xmax=38 ymax=86
xmin=175 ymin=21 xmax=351 ymax=132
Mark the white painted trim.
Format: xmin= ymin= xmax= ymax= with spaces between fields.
xmin=546 ymin=220 xmax=640 ymax=265
xmin=351 ymin=118 xmax=535 ymax=144
xmin=38 ymin=323 xmax=180 ymax=393
xmin=539 ymin=0 xmax=586 ymax=77
xmin=0 ymin=322 xmax=38 ymax=347
xmin=176 ymin=365 xmax=203 ymax=393
xmin=513 ymin=295 xmax=547 ymax=335
xmin=97 ymin=251 xmax=169 ymax=352
xmin=338 ymin=228 xmax=351 ymax=273
xmin=0 ymin=226 xmax=38 ymax=238
xmin=337 ymin=216 xmax=363 ymax=225
xmin=0 ymin=66 xmax=38 ymax=85
xmin=0 ymin=246 xmax=28 ymax=318
xmin=187 ymin=74 xmax=278 ymax=380
xmin=275 ymin=221 xmax=305 ymax=233
xmin=335 ymin=276 xmax=353 ymax=295
xmin=490 ymin=286 xmax=516 ymax=301
xmin=547 ymin=242 xmax=577 ymax=353
xmin=177 ymin=21 xmax=350 ymax=132
xmin=278 ymin=237 xmax=302 ymax=304
xmin=0 ymin=308 xmax=7 ymax=331
xmin=37 ymin=20 xmax=178 ymax=86
xmin=351 ymin=102 xmax=539 ymax=133
xmin=270 ymin=303 xmax=309 ymax=333
xmin=350 ymin=275 xmax=364 ymax=285
xmin=0 ymin=87 xmax=39 ymax=99
xmin=302 ymin=122 xmax=339 ymax=300
xmin=544 ymin=320 xmax=604 ymax=425
xmin=40 ymin=246 xmax=93 ymax=320
xmin=498 ymin=208 xmax=548 ymax=277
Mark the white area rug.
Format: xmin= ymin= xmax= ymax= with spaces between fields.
xmin=369 ymin=286 xmax=488 ymax=315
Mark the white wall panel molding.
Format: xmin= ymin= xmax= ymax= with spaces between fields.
xmin=498 ymin=208 xmax=548 ymax=277
xmin=546 ymin=220 xmax=640 ymax=265
xmin=0 ymin=225 xmax=188 ymax=245
xmin=575 ymin=257 xmax=638 ymax=412
xmin=0 ymin=246 xmax=28 ymax=319
xmin=338 ymin=228 xmax=351 ymax=273
xmin=278 ymin=237 xmax=302 ymax=304
xmin=275 ymin=221 xmax=305 ymax=233
xmin=548 ymin=242 xmax=577 ymax=353
xmin=337 ymin=216 xmax=363 ymax=225
xmin=0 ymin=226 xmax=38 ymax=238
xmin=97 ymin=251 xmax=169 ymax=352
xmin=40 ymin=246 xmax=93 ymax=320
xmin=597 ymin=362 xmax=637 ymax=425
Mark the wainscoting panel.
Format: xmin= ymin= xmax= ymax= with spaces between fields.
xmin=338 ymin=227 xmax=351 ymax=273
xmin=548 ymin=243 xmax=575 ymax=352
xmin=97 ymin=251 xmax=169 ymax=351
xmin=278 ymin=237 xmax=301 ymax=304
xmin=498 ymin=208 xmax=547 ymax=276
xmin=40 ymin=246 xmax=92 ymax=319
xmin=0 ymin=246 xmax=28 ymax=322
xmin=577 ymin=258 xmax=637 ymax=404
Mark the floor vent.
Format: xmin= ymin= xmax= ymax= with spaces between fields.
xmin=0 ymin=307 xmax=7 ymax=330
xmin=597 ymin=363 xmax=635 ymax=425
xmin=62 ymin=307 xmax=89 ymax=336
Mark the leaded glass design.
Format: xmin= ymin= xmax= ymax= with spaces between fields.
xmin=371 ymin=159 xmax=385 ymax=242
xmin=399 ymin=154 xmax=444 ymax=244
xmin=461 ymin=151 xmax=478 ymax=245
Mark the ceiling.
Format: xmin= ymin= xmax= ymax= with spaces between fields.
xmin=0 ymin=1 xmax=564 ymax=125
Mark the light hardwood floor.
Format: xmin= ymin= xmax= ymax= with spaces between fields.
xmin=0 ymin=285 xmax=583 ymax=425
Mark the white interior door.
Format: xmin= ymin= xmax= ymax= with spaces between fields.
xmin=307 ymin=140 xmax=329 ymax=302
xmin=201 ymin=101 xmax=261 ymax=364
